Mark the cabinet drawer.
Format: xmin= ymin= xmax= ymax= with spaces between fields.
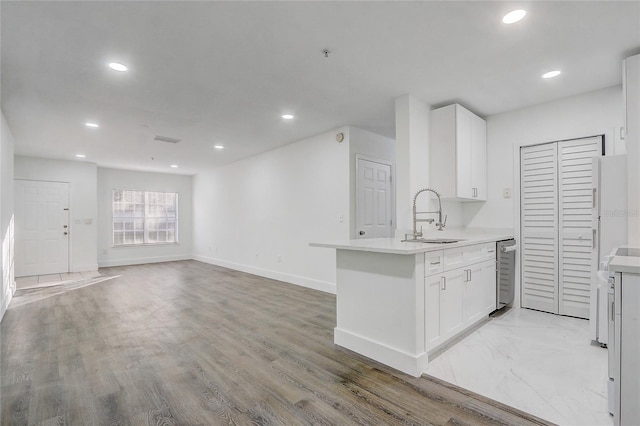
xmin=443 ymin=243 xmax=485 ymax=271
xmin=425 ymin=250 xmax=444 ymax=276
xmin=483 ymin=242 xmax=497 ymax=261
xmin=464 ymin=244 xmax=484 ymax=264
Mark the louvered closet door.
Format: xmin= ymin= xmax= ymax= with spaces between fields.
xmin=521 ymin=143 xmax=559 ymax=314
xmin=558 ymin=136 xmax=602 ymax=318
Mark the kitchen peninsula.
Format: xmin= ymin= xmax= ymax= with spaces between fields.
xmin=311 ymin=229 xmax=514 ymax=377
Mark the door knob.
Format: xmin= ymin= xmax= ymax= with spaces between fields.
xmin=63 ymin=231 xmax=68 ymax=235
xmin=63 ymin=225 xmax=68 ymax=229
xmin=359 ymin=231 xmax=365 ymax=235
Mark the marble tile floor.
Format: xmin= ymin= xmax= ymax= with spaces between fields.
xmin=425 ymin=308 xmax=611 ymax=426
xmin=15 ymin=270 xmax=102 ymax=290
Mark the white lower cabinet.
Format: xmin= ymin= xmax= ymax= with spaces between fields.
xmin=463 ymin=263 xmax=484 ymax=324
xmin=481 ymin=259 xmax=497 ymax=314
xmin=440 ymin=268 xmax=465 ymax=338
xmin=425 ymin=244 xmax=497 ymax=353
xmin=425 ymin=273 xmax=442 ymax=348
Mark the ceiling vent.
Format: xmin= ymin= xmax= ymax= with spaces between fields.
xmin=154 ymin=135 xmax=181 ymax=144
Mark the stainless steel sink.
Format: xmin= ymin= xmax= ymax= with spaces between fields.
xmin=401 ymin=238 xmax=464 ymax=244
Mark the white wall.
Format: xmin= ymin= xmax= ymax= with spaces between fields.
xmin=395 ymin=95 xmax=430 ymax=233
xmin=192 ymin=127 xmax=350 ymax=294
xmin=14 ymin=156 xmax=98 ymax=272
xmin=97 ymin=167 xmax=193 ymax=267
xmin=464 ymin=85 xmax=624 ymax=230
xmin=395 ymin=95 xmax=464 ymax=237
xmin=349 ymin=126 xmax=396 ymax=239
xmin=1 ymin=112 xmax=15 ymax=320
xmin=463 ymin=86 xmax=623 ymax=309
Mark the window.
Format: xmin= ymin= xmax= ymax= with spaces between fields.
xmin=112 ymin=190 xmax=178 ymax=246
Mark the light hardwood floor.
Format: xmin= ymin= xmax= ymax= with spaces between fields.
xmin=1 ymin=260 xmax=554 ymax=425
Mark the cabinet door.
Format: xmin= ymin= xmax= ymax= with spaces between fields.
xmin=425 ymin=274 xmax=443 ymax=350
xmin=481 ymin=259 xmax=497 ymax=314
xmin=440 ymin=268 xmax=465 ymax=338
xmin=463 ymin=265 xmax=484 ymax=325
xmin=455 ymin=106 xmax=473 ymax=199
xmin=471 ymin=114 xmax=487 ymax=201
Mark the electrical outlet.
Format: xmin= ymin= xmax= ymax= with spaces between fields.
xmin=338 ymin=215 xmax=344 ymax=223
xmin=503 ymin=188 xmax=512 ymax=199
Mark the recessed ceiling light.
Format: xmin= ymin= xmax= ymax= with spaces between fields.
xmin=170 ymin=164 xmax=179 ymax=168
xmin=85 ymin=122 xmax=99 ymax=128
xmin=282 ymin=114 xmax=294 ymax=120
xmin=108 ymin=62 xmax=128 ymax=72
xmin=213 ymin=145 xmax=224 ymax=150
xmin=502 ymin=9 xmax=526 ymax=24
xmin=75 ymin=154 xmax=86 ymax=158
xmin=542 ymin=70 xmax=562 ymax=79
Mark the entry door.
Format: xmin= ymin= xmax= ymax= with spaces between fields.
xmin=15 ymin=180 xmax=70 ymax=277
xmin=356 ymin=157 xmax=393 ymax=239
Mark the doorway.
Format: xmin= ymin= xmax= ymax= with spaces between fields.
xmin=14 ymin=180 xmax=70 ymax=277
xmin=356 ymin=156 xmax=393 ymax=239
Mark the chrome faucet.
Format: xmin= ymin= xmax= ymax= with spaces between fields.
xmin=407 ymin=188 xmax=447 ymax=240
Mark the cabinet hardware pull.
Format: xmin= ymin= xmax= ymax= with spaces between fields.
xmin=611 ymin=300 xmax=615 ymax=322
xmin=468 ymin=269 xmax=472 ymax=281
xmin=592 ymin=188 xmax=597 ymax=209
xmin=430 ymin=261 xmax=441 ymax=265
xmin=592 ymin=229 xmax=596 ymax=249
xmin=441 ymin=276 xmax=446 ymax=290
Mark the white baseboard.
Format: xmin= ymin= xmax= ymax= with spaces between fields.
xmin=192 ymin=254 xmax=336 ymax=294
xmin=98 ymin=254 xmax=191 ymax=268
xmin=334 ymin=327 xmax=428 ymax=377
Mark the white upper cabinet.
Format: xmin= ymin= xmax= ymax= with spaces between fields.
xmin=429 ymin=104 xmax=487 ymax=201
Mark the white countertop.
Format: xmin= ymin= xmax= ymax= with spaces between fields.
xmin=310 ymin=228 xmax=514 ymax=255
xmin=609 ymin=246 xmax=640 ymax=274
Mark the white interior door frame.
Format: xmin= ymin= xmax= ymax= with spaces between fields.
xmin=355 ymin=155 xmax=394 ymax=239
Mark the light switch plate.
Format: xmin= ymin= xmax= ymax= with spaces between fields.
xmin=503 ymin=188 xmax=512 ymax=199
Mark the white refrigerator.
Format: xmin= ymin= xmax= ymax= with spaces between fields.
xmin=590 ymin=155 xmax=627 ymax=345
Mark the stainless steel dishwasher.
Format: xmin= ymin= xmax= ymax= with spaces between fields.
xmin=496 ymin=239 xmax=516 ymax=309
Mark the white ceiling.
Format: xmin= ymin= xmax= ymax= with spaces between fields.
xmin=2 ymin=1 xmax=639 ymax=175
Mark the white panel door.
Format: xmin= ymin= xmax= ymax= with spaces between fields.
xmin=15 ymin=180 xmax=69 ymax=277
xmin=470 ymin=114 xmax=487 ymax=200
xmin=356 ymin=157 xmax=392 ymax=239
xmin=558 ymin=136 xmax=602 ymax=318
xmin=521 ymin=143 xmax=559 ymax=314
xmin=455 ymin=107 xmax=473 ymax=199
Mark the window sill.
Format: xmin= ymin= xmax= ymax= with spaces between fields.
xmin=112 ymin=242 xmax=180 ymax=248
